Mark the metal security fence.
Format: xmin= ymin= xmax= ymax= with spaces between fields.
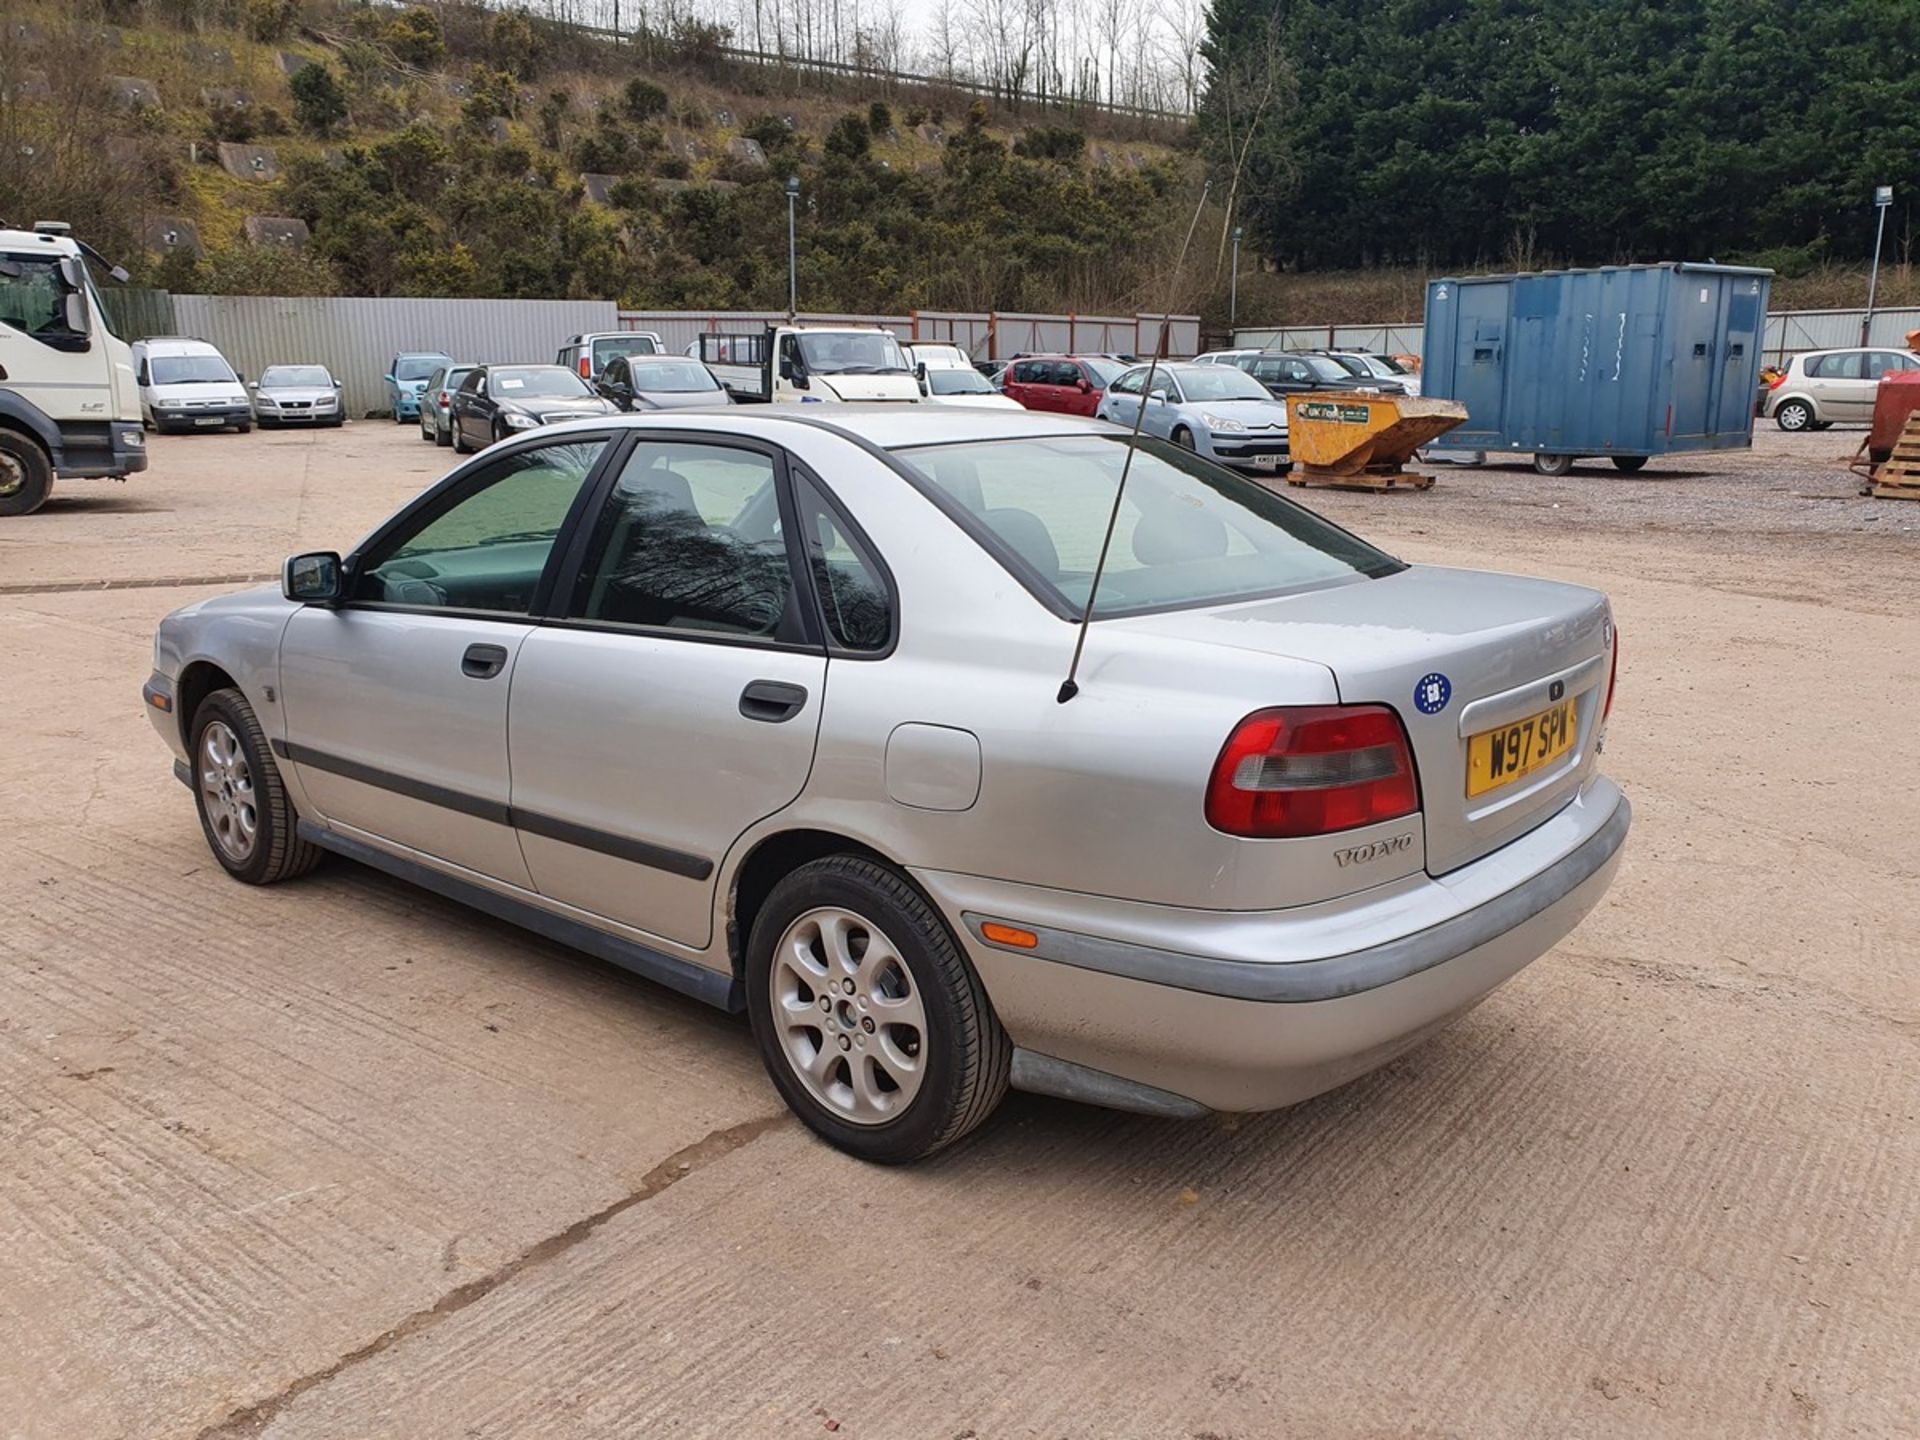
xmin=171 ymin=295 xmax=621 ymax=416
xmin=621 ymin=309 xmax=1202 ymax=362
xmin=1234 ymin=307 xmax=1920 ymax=368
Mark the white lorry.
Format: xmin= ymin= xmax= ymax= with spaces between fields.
xmin=0 ymin=221 xmax=146 ymax=516
xmin=699 ymin=324 xmax=921 ymax=404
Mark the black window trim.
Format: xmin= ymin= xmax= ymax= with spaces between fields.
xmin=339 ymin=429 xmax=624 ymax=624
xmin=536 ymin=427 xmax=826 ymax=655
xmin=789 ymin=461 xmax=900 ymax=660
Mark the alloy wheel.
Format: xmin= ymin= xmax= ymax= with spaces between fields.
xmin=770 ymin=906 xmax=927 ymax=1125
xmin=197 ymin=719 xmax=259 ymax=863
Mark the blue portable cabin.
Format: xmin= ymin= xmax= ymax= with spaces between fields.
xmin=1421 ymin=263 xmax=1773 ymax=474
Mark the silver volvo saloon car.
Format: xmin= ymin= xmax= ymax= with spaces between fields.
xmin=143 ymin=408 xmax=1628 ymax=1163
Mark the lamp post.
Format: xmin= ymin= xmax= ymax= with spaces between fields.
xmin=1864 ymin=184 xmax=1893 ymax=345
xmin=785 ymin=175 xmax=801 ymax=320
xmin=1230 ymin=225 xmax=1243 ymax=331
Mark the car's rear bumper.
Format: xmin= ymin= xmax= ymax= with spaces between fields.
xmin=916 ymin=776 xmax=1628 ymax=1113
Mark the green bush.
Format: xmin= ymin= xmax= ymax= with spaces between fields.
xmin=290 ymin=63 xmax=348 ymax=137
xmin=384 ymin=7 xmax=447 ymax=69
xmin=1013 ymin=126 xmax=1084 ymax=162
xmin=623 ymin=78 xmax=669 ymax=122
xmin=825 ymin=113 xmax=870 ymax=160
xmin=867 ymin=101 xmax=892 ymax=135
xmin=539 ymin=89 xmax=570 ymax=150
xmin=487 ymin=9 xmax=545 ymax=81
xmin=198 ymin=242 xmax=338 ymax=297
xmin=244 ymin=0 xmax=298 ymax=42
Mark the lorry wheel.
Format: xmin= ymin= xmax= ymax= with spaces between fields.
xmin=0 ymin=430 xmax=54 ymax=517
xmin=1610 ymin=456 xmax=1648 ymax=473
xmin=1533 ymin=453 xmax=1575 ymax=477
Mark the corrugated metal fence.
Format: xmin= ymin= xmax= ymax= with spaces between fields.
xmin=171 ymin=295 xmax=620 ymax=416
xmin=1234 ymin=307 xmax=1920 ymax=367
xmin=620 ymin=309 xmax=1202 ymax=362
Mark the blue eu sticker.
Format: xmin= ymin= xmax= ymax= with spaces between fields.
xmin=1414 ymin=672 xmax=1452 ymax=715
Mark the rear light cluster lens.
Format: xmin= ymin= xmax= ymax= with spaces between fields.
xmin=1768 ymin=372 xmax=1787 ymax=389
xmin=579 ymin=356 xmax=593 ymax=378
xmin=1206 ymin=706 xmax=1419 ymax=839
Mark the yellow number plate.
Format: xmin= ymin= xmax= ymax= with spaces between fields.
xmin=1467 ymin=699 xmax=1578 ymax=798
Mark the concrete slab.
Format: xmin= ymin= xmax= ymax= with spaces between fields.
xmin=1 ymin=426 xmax=1915 ymax=1438
xmin=217 ymin=142 xmax=280 ymax=182
xmin=241 ymin=216 xmax=310 ymax=248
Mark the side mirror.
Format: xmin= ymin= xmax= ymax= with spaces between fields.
xmin=283 ymin=551 xmax=344 ymax=604
xmin=247 ymin=381 xmax=258 ymax=390
xmin=63 ymin=291 xmax=91 ymax=337
xmin=914 ymin=361 xmax=928 ymax=381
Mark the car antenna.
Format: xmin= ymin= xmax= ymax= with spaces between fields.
xmin=1057 ymin=180 xmax=1211 ymax=705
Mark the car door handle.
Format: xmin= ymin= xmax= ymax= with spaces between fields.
xmin=462 ymin=643 xmax=509 ymax=679
xmin=739 ymin=680 xmax=808 ymax=723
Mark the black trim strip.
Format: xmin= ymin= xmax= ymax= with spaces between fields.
xmin=275 ymin=738 xmax=511 ymax=825
xmin=513 ymin=808 xmax=714 ymax=880
xmin=296 ymin=821 xmax=740 ymax=1012
xmin=274 ymin=738 xmax=714 ymax=880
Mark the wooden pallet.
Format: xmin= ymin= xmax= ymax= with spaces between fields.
xmin=1872 ymin=415 xmax=1920 ymax=499
xmin=1285 ymin=464 xmax=1436 ymax=493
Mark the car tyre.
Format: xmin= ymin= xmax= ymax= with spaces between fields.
xmin=189 ymin=687 xmax=323 ymax=886
xmin=0 ymin=429 xmax=54 ymax=516
xmin=492 ymin=420 xmax=511 ymax=448
xmin=1610 ymin=455 xmax=1648 ymax=473
xmin=1171 ymin=425 xmax=1196 ymax=450
xmin=435 ymin=422 xmax=451 ymax=447
xmin=234 ymin=421 xmax=251 ymax=434
xmin=1533 ymin=452 xmax=1575 ymax=476
xmin=746 ymin=855 xmax=1011 ymax=1164
xmin=453 ymin=424 xmax=473 ymax=455
xmin=1774 ymin=399 xmax=1814 ymax=432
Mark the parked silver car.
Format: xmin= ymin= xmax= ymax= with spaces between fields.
xmin=1763 ymin=346 xmax=1920 ymax=430
xmin=1097 ymin=361 xmax=1291 ymax=474
xmin=142 ymin=409 xmax=1628 ymax=1162
xmin=249 ymin=364 xmax=343 ymax=428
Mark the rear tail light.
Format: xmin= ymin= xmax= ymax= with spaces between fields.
xmin=579 ymin=356 xmax=592 ymax=378
xmin=1206 ymin=706 xmax=1419 ymax=839
xmin=1768 ymin=372 xmax=1787 ymax=389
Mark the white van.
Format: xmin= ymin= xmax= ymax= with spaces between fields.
xmin=133 ymin=337 xmax=252 ymax=433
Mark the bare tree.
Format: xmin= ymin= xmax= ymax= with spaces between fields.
xmin=1207 ymin=10 xmax=1293 ymax=278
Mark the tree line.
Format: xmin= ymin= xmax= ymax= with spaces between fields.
xmin=1200 ymin=0 xmax=1920 ymax=275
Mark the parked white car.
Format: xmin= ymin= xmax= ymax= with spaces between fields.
xmin=1763 ymin=347 xmax=1920 ymax=430
xmin=134 ymin=337 xmax=251 ymax=433
xmin=250 ymin=364 xmax=343 ymax=428
xmin=920 ymin=366 xmax=1021 ymax=409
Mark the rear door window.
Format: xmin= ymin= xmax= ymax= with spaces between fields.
xmin=795 ymin=475 xmax=892 ymax=653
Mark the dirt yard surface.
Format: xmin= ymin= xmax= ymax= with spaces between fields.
xmin=3 ymin=421 xmax=1915 ymax=1439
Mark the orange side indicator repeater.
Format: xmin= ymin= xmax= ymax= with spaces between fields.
xmin=981 ymin=922 xmax=1039 ymax=949
xmin=145 ymin=691 xmax=172 ymax=713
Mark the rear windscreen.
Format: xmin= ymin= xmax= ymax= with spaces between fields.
xmin=593 ymin=335 xmax=660 ymax=366
xmin=897 ymin=434 xmax=1402 ymax=619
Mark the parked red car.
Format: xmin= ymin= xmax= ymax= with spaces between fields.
xmin=999 ymin=354 xmax=1130 ymax=416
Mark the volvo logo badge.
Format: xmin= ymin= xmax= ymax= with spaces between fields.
xmin=1335 ymin=834 xmax=1415 ymax=868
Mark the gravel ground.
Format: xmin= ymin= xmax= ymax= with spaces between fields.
xmin=1 ymin=419 xmax=1915 ymax=1440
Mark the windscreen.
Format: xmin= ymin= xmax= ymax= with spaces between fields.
xmin=628 ymin=359 xmax=720 ymax=392
xmin=797 ymin=330 xmax=909 ymax=375
xmin=152 ymin=355 xmax=236 ymax=384
xmin=899 ymin=435 xmax=1402 ymax=619
xmin=491 ymin=366 xmax=593 ymax=398
xmin=1081 ymin=358 xmax=1126 ymax=386
xmin=260 ymin=366 xmax=331 ymax=387
xmin=927 ymin=368 xmax=993 ymax=395
xmin=592 ymin=334 xmax=660 ymax=366
xmin=1176 ymin=367 xmax=1271 ymax=402
xmin=1302 ymin=354 xmax=1355 ymax=381
xmin=394 ymin=356 xmax=444 ymax=381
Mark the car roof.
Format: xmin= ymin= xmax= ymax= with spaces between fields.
xmin=140 ymin=337 xmax=222 ymax=354
xmin=534 ymin=405 xmax=1108 ymax=453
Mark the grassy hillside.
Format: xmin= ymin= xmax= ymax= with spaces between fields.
xmin=0 ymin=0 xmax=1202 ymax=314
